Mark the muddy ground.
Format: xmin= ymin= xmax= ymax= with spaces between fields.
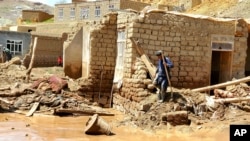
xmin=1 ymin=59 xmax=250 ymax=138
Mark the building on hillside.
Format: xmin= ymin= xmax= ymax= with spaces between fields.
xmin=22 ymin=10 xmax=54 ymax=22
xmin=54 ymin=0 xmax=152 ymax=22
xmin=53 ymin=0 xmax=203 ymax=23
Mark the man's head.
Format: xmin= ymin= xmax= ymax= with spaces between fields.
xmin=155 ymin=50 xmax=162 ymax=59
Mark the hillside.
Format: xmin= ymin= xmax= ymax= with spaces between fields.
xmin=0 ymin=0 xmax=53 ymax=26
xmin=1 ymin=0 xmax=250 ymax=26
xmin=185 ymin=0 xmax=250 ymax=19
xmin=143 ymin=0 xmax=250 ymax=19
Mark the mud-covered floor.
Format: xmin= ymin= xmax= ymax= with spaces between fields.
xmin=0 ymin=112 xmax=231 ymax=141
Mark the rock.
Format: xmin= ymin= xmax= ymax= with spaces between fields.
xmin=166 ymin=111 xmax=190 ymax=126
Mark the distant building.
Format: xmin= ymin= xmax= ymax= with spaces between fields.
xmin=54 ymin=0 xmax=151 ymax=22
xmin=0 ymin=30 xmax=31 ymax=59
xmin=22 ymin=10 xmax=54 ymax=22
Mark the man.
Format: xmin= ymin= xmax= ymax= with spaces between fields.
xmin=153 ymin=50 xmax=173 ymax=103
xmin=3 ymin=47 xmax=12 ymax=62
xmin=57 ymin=55 xmax=63 ymax=66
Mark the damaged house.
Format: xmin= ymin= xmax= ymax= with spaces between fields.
xmin=22 ymin=1 xmax=250 ymax=113
xmin=43 ymin=9 xmax=247 ymax=112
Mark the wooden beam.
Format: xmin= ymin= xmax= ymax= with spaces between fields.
xmin=26 ymin=37 xmax=38 ymax=82
xmin=130 ymin=38 xmax=156 ymax=79
xmin=53 ymin=109 xmax=115 ymax=116
xmin=213 ymin=96 xmax=250 ymax=103
xmin=192 ymin=76 xmax=250 ymax=92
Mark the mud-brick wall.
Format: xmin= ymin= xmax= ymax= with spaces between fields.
xmin=126 ymin=12 xmax=242 ymax=89
xmin=232 ymin=19 xmax=249 ymax=78
xmin=112 ymin=11 xmax=155 ymax=115
xmin=78 ymin=13 xmax=118 ymax=108
xmin=113 ymin=58 xmax=154 ymax=116
xmin=23 ymin=33 xmax=67 ymax=68
xmin=120 ymin=0 xmax=151 ymax=11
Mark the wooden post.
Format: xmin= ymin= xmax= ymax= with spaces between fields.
xmin=161 ymin=53 xmax=173 ymax=100
xmin=26 ymin=37 xmax=38 ymax=83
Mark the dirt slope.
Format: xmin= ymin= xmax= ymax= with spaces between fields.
xmin=0 ymin=0 xmax=53 ymax=25
xmin=184 ymin=0 xmax=250 ymax=19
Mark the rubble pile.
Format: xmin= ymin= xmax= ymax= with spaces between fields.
xmin=1 ymin=63 xmax=250 ymax=132
xmin=0 ymin=64 xmax=112 ymax=116
xmin=126 ymin=82 xmax=250 ymax=131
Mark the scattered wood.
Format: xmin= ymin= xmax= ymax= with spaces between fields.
xmin=0 ymin=87 xmax=35 ymax=97
xmin=26 ymin=102 xmax=40 ymax=117
xmin=0 ymin=86 xmax=10 ymax=91
xmin=192 ymin=76 xmax=250 ymax=92
xmin=53 ymin=109 xmax=115 ymax=116
xmin=0 ymin=97 xmax=13 ymax=104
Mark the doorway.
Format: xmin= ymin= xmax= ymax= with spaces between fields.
xmin=211 ymin=51 xmax=232 ymax=85
xmin=245 ymin=33 xmax=250 ymax=76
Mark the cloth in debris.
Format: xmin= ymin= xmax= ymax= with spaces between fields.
xmin=31 ymin=75 xmax=67 ymax=93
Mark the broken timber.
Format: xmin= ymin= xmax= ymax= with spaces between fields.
xmin=26 ymin=102 xmax=40 ymax=117
xmin=53 ymin=109 xmax=115 ymax=116
xmin=192 ymin=76 xmax=250 ymax=92
xmin=130 ymin=38 xmax=156 ymax=79
xmin=213 ymin=96 xmax=250 ymax=103
xmin=26 ymin=37 xmax=38 ymax=82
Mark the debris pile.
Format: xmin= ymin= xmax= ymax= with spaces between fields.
xmin=1 ymin=63 xmax=250 ymax=132
xmin=0 ymin=64 xmax=113 ymax=116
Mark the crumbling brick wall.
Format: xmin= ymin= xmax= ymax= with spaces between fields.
xmin=126 ymin=12 xmax=247 ymax=88
xmin=77 ymin=13 xmax=118 ymax=107
xmin=232 ymin=19 xmax=249 ymax=77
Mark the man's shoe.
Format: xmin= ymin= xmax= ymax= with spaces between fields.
xmin=158 ymin=100 xmax=163 ymax=103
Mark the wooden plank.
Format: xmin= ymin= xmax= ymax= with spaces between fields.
xmin=130 ymin=38 xmax=157 ymax=79
xmin=26 ymin=102 xmax=40 ymax=117
xmin=53 ymin=109 xmax=115 ymax=116
xmin=213 ymin=96 xmax=250 ymax=103
xmin=192 ymin=76 xmax=250 ymax=92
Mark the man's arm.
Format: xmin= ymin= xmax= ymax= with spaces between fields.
xmin=164 ymin=57 xmax=174 ymax=68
